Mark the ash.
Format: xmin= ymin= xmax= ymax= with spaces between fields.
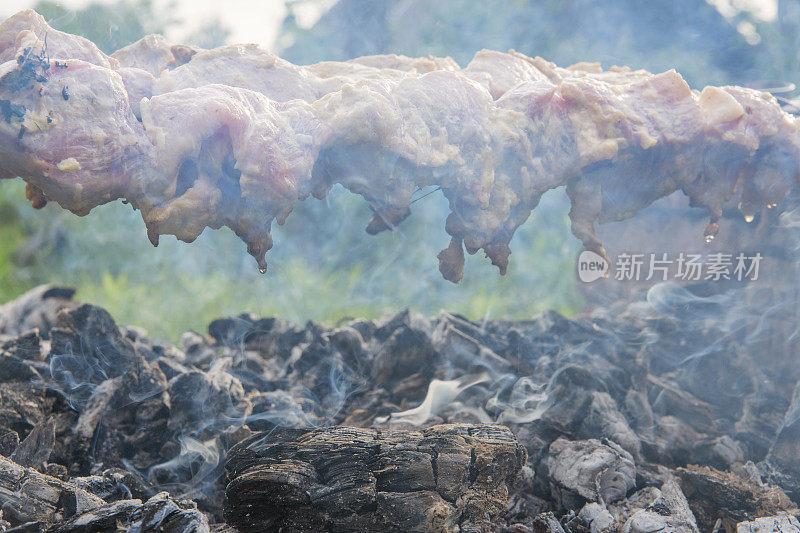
xmin=0 ymin=283 xmax=798 ymax=532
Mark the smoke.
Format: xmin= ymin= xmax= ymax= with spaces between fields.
xmin=376 ymin=370 xmax=490 ymax=425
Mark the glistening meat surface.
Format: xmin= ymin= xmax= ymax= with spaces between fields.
xmin=1 ymin=9 xmax=798 ymax=281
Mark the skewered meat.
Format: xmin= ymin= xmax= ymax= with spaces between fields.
xmin=1 ymin=9 xmax=798 ymax=281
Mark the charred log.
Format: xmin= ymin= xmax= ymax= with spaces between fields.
xmin=224 ymin=424 xmax=526 ymax=532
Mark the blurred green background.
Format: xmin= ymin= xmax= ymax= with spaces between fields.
xmin=0 ymin=0 xmax=798 ymax=340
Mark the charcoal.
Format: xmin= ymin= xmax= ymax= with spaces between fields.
xmin=70 ymin=468 xmax=151 ymax=502
xmin=607 ymin=486 xmax=661 ymax=526
xmin=0 ymin=330 xmax=42 ymax=360
xmin=0 ymin=427 xmax=19 ymax=456
xmin=764 ymin=382 xmax=800 ymax=499
xmin=529 ymin=512 xmax=567 ymax=533
xmin=70 ymin=362 xmax=171 ymax=475
xmin=224 ymin=424 xmax=526 ymax=531
xmin=576 ymin=392 xmax=641 ymax=458
xmin=737 ymin=515 xmax=800 ymax=532
xmin=735 ymin=390 xmax=789 ymax=460
xmin=689 ymin=435 xmax=745 ymax=470
xmin=0 ymin=283 xmax=798 ymax=531
xmin=180 ymin=331 xmax=217 ymax=367
xmin=49 ymin=304 xmax=146 ymax=385
xmin=372 ymin=325 xmax=439 ymax=390
xmin=576 ymin=502 xmax=617 ymax=532
xmin=0 ymin=352 xmax=41 ymax=381
xmin=0 ymin=454 xmax=106 ymax=527
xmin=208 ymin=314 xmax=261 ymax=346
xmin=167 ymin=369 xmax=250 ymax=438
xmin=0 ymin=285 xmax=77 ymax=338
xmin=432 ymin=320 xmax=512 ymax=374
xmin=47 ymin=492 xmax=210 ymax=533
xmin=504 ymin=466 xmax=553 ymax=527
xmin=373 ymin=309 xmax=414 ymax=342
xmin=133 ymin=491 xmax=210 ymax=532
xmin=0 ymin=382 xmax=73 ymax=447
xmin=531 ymin=366 xmax=616 ymax=437
xmin=10 ymin=418 xmax=54 ymax=470
xmin=47 ymin=499 xmax=143 ymax=532
xmin=621 ymin=480 xmax=698 ymax=533
xmin=328 ymin=326 xmax=367 ymax=360
xmin=247 ymin=390 xmax=319 ymax=431
xmin=677 ymin=465 xmax=795 ymax=531
xmin=539 ymin=438 xmax=636 ymax=510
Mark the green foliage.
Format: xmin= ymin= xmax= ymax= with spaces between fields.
xmin=0 ymin=182 xmax=34 ymax=302
xmin=0 ymin=177 xmax=581 ymax=341
xmin=32 ymin=0 xmax=173 ymax=54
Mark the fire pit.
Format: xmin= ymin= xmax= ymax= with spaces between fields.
xmin=0 ymin=280 xmax=797 ymax=531
xmin=1 ymin=4 xmax=800 ymax=533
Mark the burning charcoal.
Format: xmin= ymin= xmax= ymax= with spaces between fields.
xmin=501 ymin=364 xmax=639 ymax=457
xmin=737 ymin=515 xmax=800 ymax=533
xmin=156 ymin=356 xmax=193 ymax=381
xmin=621 ymin=479 xmax=699 ymax=533
xmin=10 ymin=418 xmax=54 ymax=470
xmin=180 ymin=331 xmax=217 ymax=368
xmin=505 ymin=466 xmax=553 ymax=527
xmin=208 ymin=314 xmax=307 ymax=357
xmin=0 ymin=454 xmax=105 ymax=528
xmin=689 ymin=435 xmax=745 ymax=470
xmin=539 ymin=438 xmax=636 ymax=511
xmin=677 ymin=465 xmax=795 ymax=531
xmin=0 ymin=285 xmax=76 ymax=339
xmin=345 ymin=318 xmax=376 ymax=341
xmin=72 ymin=378 xmax=122 ymax=453
xmin=224 ymin=424 xmax=526 ymax=532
